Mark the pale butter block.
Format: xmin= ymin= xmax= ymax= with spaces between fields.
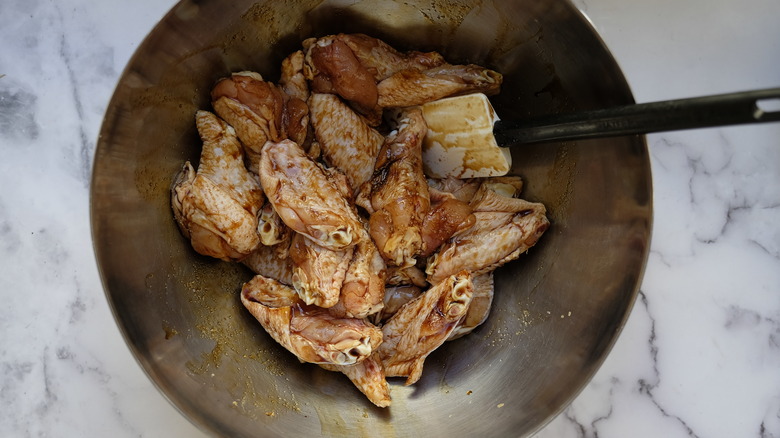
xmin=420 ymin=93 xmax=511 ymax=179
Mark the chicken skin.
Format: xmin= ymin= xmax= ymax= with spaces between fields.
xmin=308 ymin=93 xmax=385 ymax=191
xmin=303 ymin=36 xmax=381 ymax=123
xmin=241 ymin=284 xmax=382 ymax=366
xmin=279 ymin=50 xmax=309 ymax=102
xmin=448 ymin=273 xmax=494 ymax=340
xmin=241 ymin=241 xmax=294 ymax=285
xmin=328 ymin=225 xmax=387 ymax=319
xmin=426 ymin=183 xmax=549 ymax=284
xmin=171 ymin=111 xmax=264 ymax=261
xmin=377 ymin=63 xmax=502 ymax=108
xmin=419 ymin=188 xmax=475 ymax=258
xmin=289 ymin=232 xmax=353 ymax=309
xmin=319 ymin=353 xmax=391 ymax=408
xmin=360 ymin=108 xmax=430 ymax=267
xmin=331 ymin=33 xmax=445 ymax=81
xmin=428 ymin=175 xmax=523 ymax=203
xmin=211 ymin=71 xmax=313 ymax=169
xmin=385 ymin=265 xmax=428 ymax=288
xmin=371 ymin=284 xmax=423 ymax=324
xmin=378 ymin=271 xmax=473 ymax=385
xmin=259 ymin=139 xmax=363 ymax=251
xmin=242 ymin=274 xmax=299 ymax=308
xmin=211 ymin=72 xmax=285 ymax=174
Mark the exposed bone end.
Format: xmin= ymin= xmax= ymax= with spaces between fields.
xmin=383 ymin=228 xmax=422 ymax=267
xmin=308 ymin=224 xmax=355 ymax=250
xmin=292 ymin=269 xmax=340 ymax=308
xmin=330 ymin=228 xmax=353 ymax=247
xmin=292 ymin=270 xmax=319 ymax=306
xmin=444 ymin=273 xmax=473 ymax=319
xmin=258 ymin=219 xmax=282 ymax=245
xmin=424 ymin=251 xmax=440 ymax=280
xmin=448 ymin=273 xmax=494 ymax=340
xmin=323 ymin=327 xmax=381 ymax=366
xmin=328 ymin=336 xmax=375 ymax=366
xmin=257 ymin=203 xmax=288 ymax=246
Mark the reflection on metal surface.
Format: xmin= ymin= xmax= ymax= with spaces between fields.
xmin=91 ymin=0 xmax=652 ymax=436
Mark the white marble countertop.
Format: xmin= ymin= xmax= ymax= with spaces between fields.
xmin=1 ymin=0 xmax=778 ymax=436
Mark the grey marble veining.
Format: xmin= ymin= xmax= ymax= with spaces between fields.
xmin=1 ymin=0 xmax=778 ymax=437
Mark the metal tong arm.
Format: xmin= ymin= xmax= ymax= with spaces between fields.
xmin=494 ymin=88 xmax=780 ymax=145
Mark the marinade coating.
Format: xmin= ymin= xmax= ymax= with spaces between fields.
xmin=211 ymin=72 xmax=285 ymax=173
xmin=426 ymin=184 xmax=549 ymax=284
xmin=303 ymin=36 xmax=381 ymax=123
xmin=329 ymin=225 xmax=387 ymax=319
xmin=331 ymin=33 xmax=445 ymax=81
xmin=319 ymin=353 xmax=391 ymax=408
xmin=171 ymin=111 xmax=263 ymax=261
xmin=377 ymin=63 xmax=502 ymax=107
xmin=241 ymin=287 xmax=382 ymax=366
xmin=242 ymin=274 xmax=299 ymax=308
xmin=419 ymin=188 xmax=475 ymax=257
xmin=309 ymin=93 xmax=385 ymax=191
xmin=241 ymin=239 xmax=294 ymax=285
xmin=378 ymin=271 xmax=473 ymax=385
xmin=289 ymin=233 xmax=353 ymax=309
xmin=259 ymin=139 xmax=363 ymax=251
xmin=361 ymin=108 xmax=430 ymax=267
xmin=448 ymin=273 xmax=494 ymax=340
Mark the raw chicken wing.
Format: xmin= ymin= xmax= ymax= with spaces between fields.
xmin=320 ymin=353 xmax=391 ymax=408
xmin=259 ymin=139 xmax=363 ymax=250
xmin=377 ymin=64 xmax=502 ymax=107
xmin=428 ymin=175 xmax=523 ymax=203
xmin=241 ymin=288 xmax=382 ymax=366
xmin=241 ymin=242 xmax=294 ymax=285
xmin=360 ymin=108 xmax=430 ymax=267
xmin=448 ymin=273 xmax=494 ymax=340
xmin=331 ymin=33 xmax=445 ymax=81
xmin=303 ymin=36 xmax=381 ymax=123
xmin=426 ymin=184 xmax=549 ymax=284
xmin=289 ymin=232 xmax=353 ymax=308
xmin=309 ymin=93 xmax=385 ymax=191
xmin=419 ymin=188 xmax=475 ymax=257
xmin=279 ymin=50 xmax=309 ymax=101
xmin=385 ymin=265 xmax=428 ymax=288
xmin=378 ymin=271 xmax=473 ymax=385
xmin=171 ymin=111 xmax=263 ymax=261
xmin=211 ymin=72 xmax=285 ymax=173
xmin=371 ymin=284 xmax=423 ymax=324
xmin=329 ymin=225 xmax=387 ymax=319
xmin=242 ymin=274 xmax=299 ymax=308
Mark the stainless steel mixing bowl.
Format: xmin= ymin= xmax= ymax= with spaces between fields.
xmin=91 ymin=0 xmax=652 ymax=436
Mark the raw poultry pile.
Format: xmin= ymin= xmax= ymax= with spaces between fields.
xmin=170 ymin=33 xmax=549 ymax=407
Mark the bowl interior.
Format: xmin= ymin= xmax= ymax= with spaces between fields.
xmin=91 ymin=1 xmax=652 ymax=436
